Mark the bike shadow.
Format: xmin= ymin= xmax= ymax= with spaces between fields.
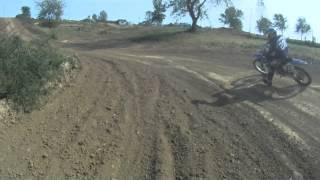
xmin=192 ymin=75 xmax=307 ymax=107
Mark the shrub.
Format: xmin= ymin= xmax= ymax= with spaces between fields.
xmin=48 ymin=31 xmax=58 ymax=40
xmin=0 ymin=36 xmax=69 ymax=111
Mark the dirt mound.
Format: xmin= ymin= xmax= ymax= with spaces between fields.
xmin=0 ymin=18 xmax=36 ymax=41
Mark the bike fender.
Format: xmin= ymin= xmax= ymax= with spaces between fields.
xmin=291 ymin=58 xmax=308 ymax=65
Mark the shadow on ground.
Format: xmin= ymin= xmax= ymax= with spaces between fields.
xmin=192 ymin=75 xmax=307 ymax=107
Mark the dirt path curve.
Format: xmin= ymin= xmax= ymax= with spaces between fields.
xmin=0 ymin=44 xmax=319 ymax=179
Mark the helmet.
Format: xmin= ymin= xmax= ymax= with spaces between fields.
xmin=266 ymin=28 xmax=277 ymax=41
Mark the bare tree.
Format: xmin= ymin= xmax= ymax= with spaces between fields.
xmin=169 ymin=0 xmax=231 ymax=32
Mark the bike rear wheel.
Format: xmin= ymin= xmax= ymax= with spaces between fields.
xmin=291 ymin=66 xmax=312 ymax=86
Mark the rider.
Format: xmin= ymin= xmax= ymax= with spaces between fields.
xmin=263 ymin=28 xmax=289 ymax=86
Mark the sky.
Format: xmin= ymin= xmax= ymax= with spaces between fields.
xmin=1 ymin=0 xmax=319 ymax=41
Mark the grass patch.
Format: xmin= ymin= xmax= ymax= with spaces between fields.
xmin=0 ymin=36 xmax=71 ymax=112
xmin=129 ymin=27 xmax=186 ymax=42
xmin=128 ymin=27 xmax=320 ymax=61
xmin=290 ymin=44 xmax=320 ymax=61
xmin=185 ymin=30 xmax=320 ymax=61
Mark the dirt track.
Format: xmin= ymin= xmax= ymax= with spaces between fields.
xmin=1 ymin=21 xmax=320 ymax=179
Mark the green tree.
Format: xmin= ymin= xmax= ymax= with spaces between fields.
xmin=37 ymin=0 xmax=64 ymax=28
xmin=22 ymin=6 xmax=31 ymax=18
xmin=92 ymin=14 xmax=98 ymax=22
xmin=16 ymin=6 xmax=31 ymax=19
xmin=256 ymin=16 xmax=272 ymax=35
xmin=144 ymin=0 xmax=166 ymax=25
xmin=82 ymin=15 xmax=92 ymax=23
xmin=98 ymin=10 xmax=108 ymax=22
xmin=169 ymin=0 xmax=231 ymax=32
xmin=273 ymin=14 xmax=287 ymax=35
xmin=219 ymin=6 xmax=243 ymax=30
xmin=151 ymin=0 xmax=166 ymax=25
xmin=144 ymin=11 xmax=153 ymax=25
xmin=312 ymin=36 xmax=316 ymax=44
xmin=296 ymin=17 xmax=311 ymax=40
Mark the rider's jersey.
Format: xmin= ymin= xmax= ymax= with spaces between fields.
xmin=276 ymin=36 xmax=288 ymax=51
xmin=266 ymin=35 xmax=288 ymax=59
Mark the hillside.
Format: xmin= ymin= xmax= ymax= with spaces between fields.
xmin=0 ymin=19 xmax=320 ymax=179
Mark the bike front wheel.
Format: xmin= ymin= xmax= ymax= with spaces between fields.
xmin=253 ymin=60 xmax=268 ymax=74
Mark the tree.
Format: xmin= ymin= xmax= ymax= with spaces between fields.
xmin=256 ymin=17 xmax=272 ymax=35
xmin=143 ymin=11 xmax=154 ymax=25
xmin=22 ymin=6 xmax=31 ymax=18
xmin=144 ymin=0 xmax=166 ymax=25
xmin=219 ymin=6 xmax=243 ymax=30
xmin=296 ymin=17 xmax=311 ymax=40
xmin=92 ymin=14 xmax=98 ymax=22
xmin=169 ymin=0 xmax=231 ymax=32
xmin=37 ymin=0 xmax=64 ymax=28
xmin=16 ymin=6 xmax=31 ymax=19
xmin=82 ymin=15 xmax=92 ymax=23
xmin=273 ymin=14 xmax=287 ymax=35
xmin=98 ymin=10 xmax=108 ymax=22
xmin=151 ymin=0 xmax=166 ymax=25
xmin=312 ymin=36 xmax=316 ymax=44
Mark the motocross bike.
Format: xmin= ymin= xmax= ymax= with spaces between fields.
xmin=253 ymin=53 xmax=312 ymax=86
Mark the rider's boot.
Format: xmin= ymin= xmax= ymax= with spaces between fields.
xmin=262 ymin=74 xmax=273 ymax=87
xmin=262 ymin=78 xmax=272 ymax=87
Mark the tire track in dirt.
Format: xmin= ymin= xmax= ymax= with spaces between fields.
xmin=54 ymin=58 xmax=123 ymax=177
xmin=97 ymin=57 xmax=158 ymax=179
xmin=82 ymin=54 xmax=175 ymax=179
